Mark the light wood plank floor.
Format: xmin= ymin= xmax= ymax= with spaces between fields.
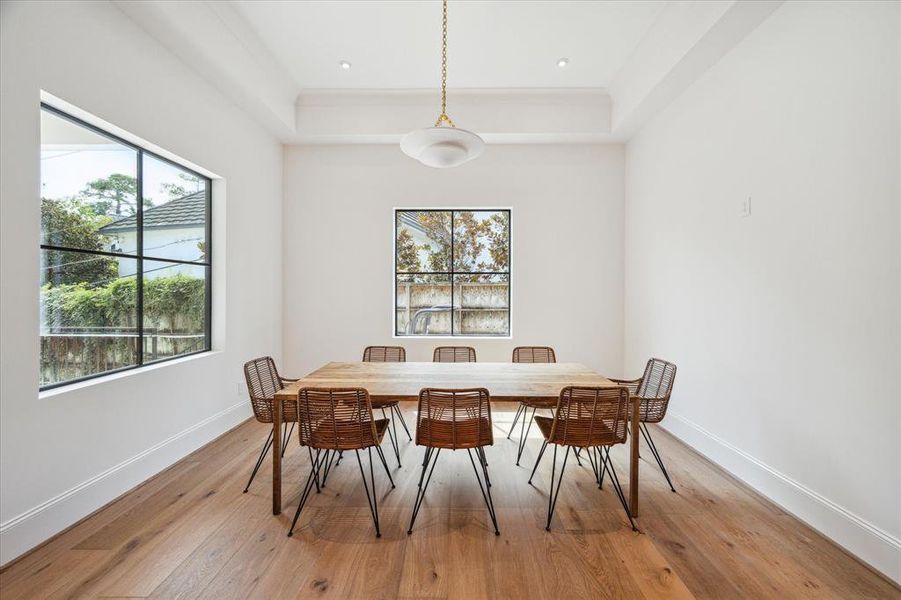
xmin=1 ymin=403 xmax=897 ymax=599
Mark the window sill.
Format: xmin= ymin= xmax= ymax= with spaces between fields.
xmin=39 ymin=350 xmax=222 ymax=399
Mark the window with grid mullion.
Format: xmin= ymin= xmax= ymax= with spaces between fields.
xmin=395 ymin=209 xmax=510 ymax=337
xmin=39 ymin=104 xmax=212 ymax=389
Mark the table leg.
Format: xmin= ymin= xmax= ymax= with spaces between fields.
xmin=273 ymin=397 xmax=282 ymax=515
xmin=629 ymin=399 xmax=639 ymax=517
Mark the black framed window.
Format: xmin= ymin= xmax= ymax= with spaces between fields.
xmin=40 ymin=104 xmax=212 ymax=390
xmin=395 ymin=209 xmax=510 ymax=336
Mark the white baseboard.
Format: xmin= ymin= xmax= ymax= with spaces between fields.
xmin=661 ymin=412 xmax=901 ymax=584
xmin=0 ymin=401 xmax=250 ymax=567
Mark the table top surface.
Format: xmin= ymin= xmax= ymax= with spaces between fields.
xmin=275 ymin=361 xmax=616 ymax=402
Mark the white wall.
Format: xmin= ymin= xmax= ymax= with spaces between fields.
xmin=624 ymin=0 xmax=900 ymax=581
xmin=0 ymin=1 xmax=283 ymax=564
xmin=282 ymin=144 xmax=624 ymax=374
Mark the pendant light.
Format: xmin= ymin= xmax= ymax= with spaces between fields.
xmin=400 ymin=0 xmax=484 ymax=168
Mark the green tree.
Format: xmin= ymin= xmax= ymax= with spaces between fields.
xmin=80 ymin=173 xmax=137 ymax=217
xmin=105 ymin=278 xmax=137 ymax=325
xmin=145 ymin=274 xmax=205 ymax=333
xmin=41 ymin=197 xmax=118 ymax=286
xmin=160 ymin=172 xmax=203 ymax=201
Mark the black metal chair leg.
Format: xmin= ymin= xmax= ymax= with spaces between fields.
xmin=389 ymin=407 xmax=401 ymax=466
xmin=516 ymin=405 xmax=528 ymax=459
xmin=597 ymin=446 xmax=608 ymax=489
xmin=320 ymin=450 xmax=335 ymax=487
xmin=586 ymin=445 xmax=600 ymax=483
xmin=329 ymin=449 xmax=343 ymax=474
xmin=527 ymin=440 xmax=548 ymax=484
xmin=467 ymin=449 xmax=500 ymax=535
xmin=281 ymin=421 xmax=295 ymax=457
xmin=368 ymin=447 xmax=380 ymax=537
xmin=354 ymin=448 xmax=381 ymax=537
xmin=416 ymin=447 xmax=432 ymax=488
xmin=574 ymin=447 xmax=583 ymax=467
xmin=392 ymin=403 xmax=413 ymax=441
xmin=476 ymin=447 xmax=491 ymax=487
xmin=640 ymin=423 xmax=676 ymax=492
xmin=516 ymin=407 xmax=537 ymax=466
xmin=382 ymin=407 xmax=401 ymax=467
xmin=601 ymin=448 xmax=623 ymax=504
xmin=288 ymin=448 xmax=322 ymax=536
xmin=408 ymin=448 xmax=441 ymax=534
xmin=507 ymin=403 xmax=524 ymax=439
xmin=603 ymin=447 xmax=638 ymax=531
xmin=545 ymin=445 xmax=571 ymax=531
xmin=418 ymin=446 xmax=433 ymax=487
xmin=374 ymin=444 xmax=396 ymax=488
xmin=243 ymin=429 xmax=273 ymax=493
xmin=308 ymin=446 xmax=321 ymax=493
xmin=478 ymin=450 xmax=500 ymax=534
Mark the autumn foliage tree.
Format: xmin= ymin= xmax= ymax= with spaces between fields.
xmin=396 ymin=211 xmax=508 ymax=277
xmin=396 ymin=228 xmax=421 ymax=272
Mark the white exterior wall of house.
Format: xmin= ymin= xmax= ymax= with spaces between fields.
xmin=109 ymin=226 xmax=206 ymax=278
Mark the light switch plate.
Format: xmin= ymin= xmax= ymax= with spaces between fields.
xmin=740 ymin=196 xmax=752 ymax=218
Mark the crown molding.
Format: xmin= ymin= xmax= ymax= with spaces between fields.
xmin=292 ymin=88 xmax=615 ymax=144
xmin=111 ymin=1 xmax=785 ymax=145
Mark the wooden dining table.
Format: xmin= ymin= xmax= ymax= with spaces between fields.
xmin=271 ymin=361 xmax=640 ymax=518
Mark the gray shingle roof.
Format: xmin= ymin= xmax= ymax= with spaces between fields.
xmin=101 ymin=191 xmax=206 ymax=232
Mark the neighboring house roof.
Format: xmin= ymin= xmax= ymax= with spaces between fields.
xmin=100 ymin=191 xmax=206 ymax=233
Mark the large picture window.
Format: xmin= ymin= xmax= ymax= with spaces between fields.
xmin=40 ymin=104 xmax=211 ymax=389
xmin=395 ymin=209 xmax=510 ymax=336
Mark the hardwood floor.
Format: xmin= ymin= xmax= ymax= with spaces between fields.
xmin=1 ymin=403 xmax=897 ymax=599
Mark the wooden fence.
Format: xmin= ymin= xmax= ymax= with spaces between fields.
xmin=396 ymin=281 xmax=509 ymax=335
xmin=40 ymin=328 xmax=205 ymax=386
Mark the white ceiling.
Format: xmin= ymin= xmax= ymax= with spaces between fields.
xmin=230 ymin=0 xmax=666 ymax=90
xmin=115 ymin=0 xmax=784 ymax=142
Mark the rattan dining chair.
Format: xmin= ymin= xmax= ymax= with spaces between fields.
xmin=407 ymin=388 xmax=499 ymax=536
xmin=508 ymin=346 xmax=558 ymax=465
xmin=609 ymin=358 xmax=678 ymax=492
xmin=242 ymin=356 xmax=300 ymax=493
xmin=287 ymin=388 xmax=395 ymax=538
xmin=527 ymin=386 xmax=636 ymax=531
xmin=362 ymin=346 xmax=412 ymax=467
xmin=432 ymin=346 xmax=477 ymax=362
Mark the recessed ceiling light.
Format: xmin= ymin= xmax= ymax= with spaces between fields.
xmin=339 ymin=60 xmax=352 ymax=70
xmin=557 ymin=57 xmax=569 ymax=68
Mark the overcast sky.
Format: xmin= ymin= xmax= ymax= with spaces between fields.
xmin=41 ymin=145 xmax=203 ymax=211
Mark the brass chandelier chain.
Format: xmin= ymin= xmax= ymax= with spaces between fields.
xmin=435 ymin=0 xmax=456 ymax=128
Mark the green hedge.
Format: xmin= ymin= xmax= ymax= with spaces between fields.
xmin=41 ymin=274 xmax=205 ymax=332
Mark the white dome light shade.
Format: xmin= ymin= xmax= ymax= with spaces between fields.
xmin=400 ymin=126 xmax=485 ymax=168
